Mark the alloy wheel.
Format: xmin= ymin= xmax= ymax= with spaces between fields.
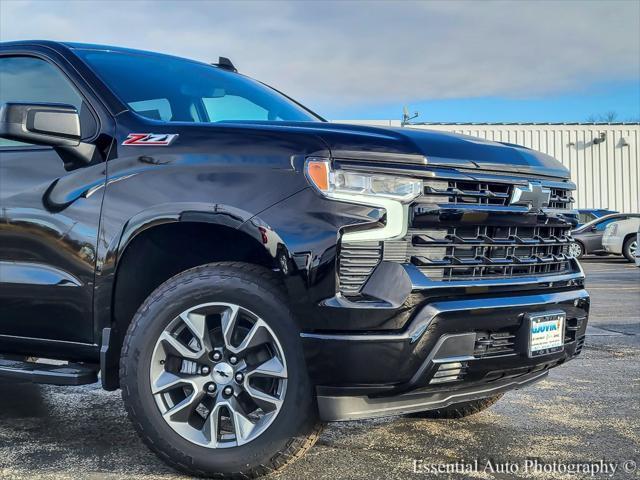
xmin=568 ymin=242 xmax=583 ymax=258
xmin=149 ymin=302 xmax=288 ymax=448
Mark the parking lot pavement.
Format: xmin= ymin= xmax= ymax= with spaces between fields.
xmin=0 ymin=258 xmax=638 ymax=480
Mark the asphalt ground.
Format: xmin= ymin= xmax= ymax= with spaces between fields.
xmin=0 ymin=257 xmax=638 ymax=479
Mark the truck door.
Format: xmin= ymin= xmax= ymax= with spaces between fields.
xmin=0 ymin=54 xmax=107 ymax=344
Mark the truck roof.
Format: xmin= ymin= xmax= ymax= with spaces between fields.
xmin=0 ymin=40 xmax=212 ymax=67
xmin=3 ymin=39 xmax=157 ymax=53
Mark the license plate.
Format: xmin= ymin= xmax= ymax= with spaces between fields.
xmin=528 ymin=311 xmax=565 ymax=357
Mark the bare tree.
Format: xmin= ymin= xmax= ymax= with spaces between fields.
xmin=586 ymin=111 xmax=619 ymax=122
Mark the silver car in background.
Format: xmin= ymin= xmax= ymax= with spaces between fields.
xmin=570 ymin=213 xmax=637 ymax=258
xmin=636 ymin=227 xmax=640 ymax=267
xmin=602 ymin=216 xmax=640 ymax=262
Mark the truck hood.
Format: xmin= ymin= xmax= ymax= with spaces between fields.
xmin=232 ymin=121 xmax=570 ymax=179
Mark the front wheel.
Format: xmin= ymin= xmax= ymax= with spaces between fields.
xmin=120 ymin=262 xmax=322 ymax=478
xmin=623 ymin=237 xmax=637 ymax=262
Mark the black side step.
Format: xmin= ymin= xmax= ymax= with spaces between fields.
xmin=0 ymin=358 xmax=98 ymax=386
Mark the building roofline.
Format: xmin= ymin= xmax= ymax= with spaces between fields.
xmin=337 ymin=120 xmax=640 ymax=126
xmin=411 ymin=122 xmax=640 ymax=126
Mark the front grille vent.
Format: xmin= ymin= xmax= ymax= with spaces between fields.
xmin=424 ymin=180 xmax=511 ymax=206
xmin=423 ymin=180 xmax=575 ymax=211
xmin=338 ymin=242 xmax=382 ymax=296
xmin=474 ymin=332 xmax=517 ymax=358
xmin=429 ymin=361 xmax=468 ymax=384
xmin=386 ymin=225 xmax=573 ymax=281
xmin=574 ymin=335 xmax=586 ymax=355
xmin=549 ymin=188 xmax=575 ymax=209
xmin=564 ymin=316 xmax=586 ymax=344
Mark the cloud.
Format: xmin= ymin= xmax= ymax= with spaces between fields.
xmin=1 ymin=0 xmax=638 ymax=111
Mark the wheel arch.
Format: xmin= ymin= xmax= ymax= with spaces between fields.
xmin=622 ymin=232 xmax=638 ymax=260
xmin=100 ymin=204 xmax=291 ymax=389
xmin=623 ymin=231 xmax=636 ymax=246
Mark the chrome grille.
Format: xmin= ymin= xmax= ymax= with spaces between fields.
xmin=338 ymin=242 xmax=382 ymax=296
xmin=339 ymin=175 xmax=576 ymax=292
xmin=386 ymin=225 xmax=573 ymax=280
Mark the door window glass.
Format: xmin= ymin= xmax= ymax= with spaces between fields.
xmin=595 ymin=218 xmax=621 ymax=231
xmin=578 ymin=213 xmax=594 ymax=224
xmin=0 ymin=56 xmax=82 ymax=108
xmin=0 ymin=56 xmax=83 ymax=147
xmin=0 ymin=138 xmax=31 ymax=147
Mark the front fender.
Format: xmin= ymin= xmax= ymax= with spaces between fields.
xmin=93 ymin=201 xmax=291 ymax=340
xmin=251 ymin=187 xmax=387 ymax=324
xmin=115 ymin=202 xmax=255 ymax=258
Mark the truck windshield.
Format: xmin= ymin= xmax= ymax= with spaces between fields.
xmin=75 ymin=49 xmax=321 ymax=123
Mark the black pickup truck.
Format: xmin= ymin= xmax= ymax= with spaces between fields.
xmin=0 ymin=41 xmax=589 ymax=478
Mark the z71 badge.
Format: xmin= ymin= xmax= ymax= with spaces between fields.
xmin=122 ymin=133 xmax=179 ymax=146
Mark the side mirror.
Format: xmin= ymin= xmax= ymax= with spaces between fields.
xmin=0 ymin=102 xmax=81 ymax=147
xmin=590 ymin=225 xmax=598 ymax=232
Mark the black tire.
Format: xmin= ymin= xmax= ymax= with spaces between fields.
xmin=622 ymin=236 xmax=637 ymax=262
xmin=120 ymin=262 xmax=322 ymax=478
xmin=406 ymin=394 xmax=503 ymax=419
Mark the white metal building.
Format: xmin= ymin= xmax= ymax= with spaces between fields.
xmin=337 ymin=121 xmax=640 ymax=213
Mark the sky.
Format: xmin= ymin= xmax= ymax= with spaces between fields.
xmin=1 ymin=0 xmax=639 ymax=123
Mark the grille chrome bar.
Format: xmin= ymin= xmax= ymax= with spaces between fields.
xmin=405 ymin=262 xmax=583 ymax=290
xmin=424 ymin=180 xmax=512 ymax=206
xmin=422 ymin=179 xmax=575 ymax=211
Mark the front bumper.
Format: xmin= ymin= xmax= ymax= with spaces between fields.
xmin=303 ymin=286 xmax=589 ymax=419
xmin=318 ymin=370 xmax=548 ymax=421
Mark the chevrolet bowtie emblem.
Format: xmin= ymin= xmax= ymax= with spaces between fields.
xmin=510 ymin=182 xmax=551 ymax=211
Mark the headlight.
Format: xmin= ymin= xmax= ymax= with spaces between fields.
xmin=305 ymin=158 xmax=422 ymax=202
xmin=305 ymin=158 xmax=422 ymax=242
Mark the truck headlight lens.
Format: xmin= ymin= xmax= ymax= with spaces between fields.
xmin=305 ymin=158 xmax=422 ymax=202
xmin=305 ymin=158 xmax=422 ymax=242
